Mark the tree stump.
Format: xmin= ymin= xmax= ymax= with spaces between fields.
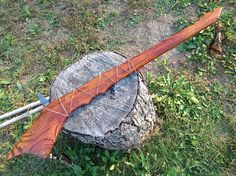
xmin=50 ymin=52 xmax=158 ymax=150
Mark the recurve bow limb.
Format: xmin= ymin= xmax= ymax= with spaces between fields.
xmin=7 ymin=7 xmax=222 ymax=160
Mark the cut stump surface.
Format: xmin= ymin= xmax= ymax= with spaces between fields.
xmin=50 ymin=52 xmax=157 ymax=150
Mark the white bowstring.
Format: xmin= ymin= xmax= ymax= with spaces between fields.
xmin=44 ymin=107 xmax=68 ymax=117
xmin=96 ymin=73 xmax=101 ymax=95
xmin=44 ymin=91 xmax=69 ymax=117
xmin=103 ymin=52 xmax=136 ymax=73
xmin=69 ymin=90 xmax=76 ymax=113
xmin=45 ymin=53 xmax=137 ymax=117
xmin=58 ymin=93 xmax=69 ymax=116
xmin=127 ymin=59 xmax=136 ymax=73
xmin=101 ymin=73 xmax=116 ymax=84
xmin=115 ymin=66 xmax=119 ymax=83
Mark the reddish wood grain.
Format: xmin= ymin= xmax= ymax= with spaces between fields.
xmin=7 ymin=7 xmax=222 ymax=160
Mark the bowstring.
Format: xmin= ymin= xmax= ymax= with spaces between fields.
xmin=85 ymin=52 xmax=137 ymax=95
xmin=58 ymin=93 xmax=69 ymax=116
xmin=99 ymin=52 xmax=137 ymax=86
xmin=96 ymin=73 xmax=101 ymax=95
xmin=101 ymin=52 xmax=136 ymax=74
xmin=44 ymin=107 xmax=68 ymax=117
xmin=69 ymin=90 xmax=76 ymax=113
xmin=44 ymin=91 xmax=69 ymax=117
xmin=44 ymin=52 xmax=137 ymax=118
xmin=97 ymin=52 xmax=138 ymax=108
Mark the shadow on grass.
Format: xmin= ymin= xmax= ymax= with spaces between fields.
xmin=2 ymin=133 xmax=128 ymax=176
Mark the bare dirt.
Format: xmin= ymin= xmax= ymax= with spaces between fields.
xmin=99 ymin=2 xmax=199 ymax=73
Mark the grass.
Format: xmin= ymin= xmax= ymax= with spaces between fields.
xmin=0 ymin=0 xmax=235 ymax=175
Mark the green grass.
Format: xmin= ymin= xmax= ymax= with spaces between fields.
xmin=0 ymin=0 xmax=235 ymax=175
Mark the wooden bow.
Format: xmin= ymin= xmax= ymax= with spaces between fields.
xmin=7 ymin=7 xmax=222 ymax=160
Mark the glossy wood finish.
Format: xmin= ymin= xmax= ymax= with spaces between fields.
xmin=7 ymin=7 xmax=222 ymax=160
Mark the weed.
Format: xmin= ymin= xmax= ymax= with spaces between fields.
xmin=44 ymin=12 xmax=59 ymax=29
xmin=142 ymin=72 xmax=235 ymax=175
xmin=0 ymin=33 xmax=16 ymax=52
xmin=96 ymin=12 xmax=119 ymax=30
xmin=28 ymin=23 xmax=42 ymax=37
xmin=173 ymin=2 xmax=236 ymax=77
xmin=155 ymin=0 xmax=194 ymax=16
xmin=128 ymin=13 xmax=142 ymax=28
xmin=20 ymin=5 xmax=33 ymax=19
